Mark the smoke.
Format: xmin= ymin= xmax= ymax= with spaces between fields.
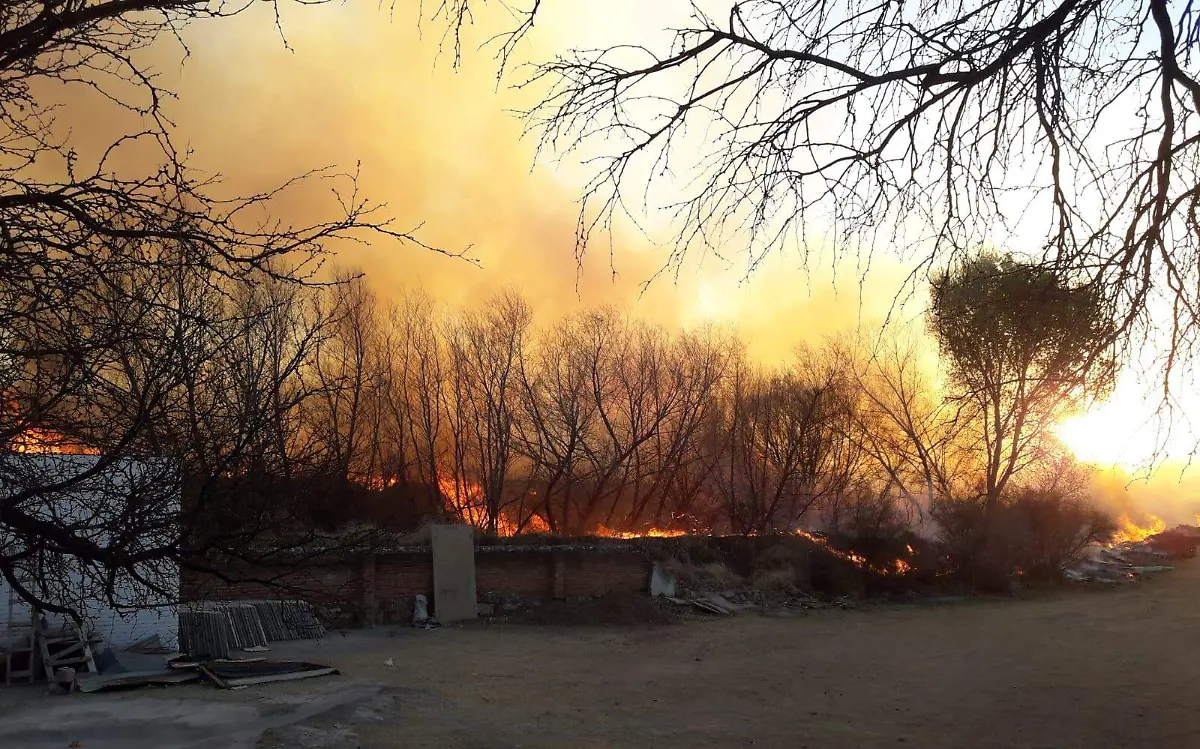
xmin=46 ymin=2 xmax=906 ymax=358
xmin=49 ymin=1 xmax=1200 ymax=521
xmin=1089 ymin=466 xmax=1200 ymax=527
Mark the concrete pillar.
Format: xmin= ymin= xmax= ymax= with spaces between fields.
xmin=431 ymin=524 xmax=478 ymax=622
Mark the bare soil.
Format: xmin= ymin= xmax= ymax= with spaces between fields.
xmin=5 ymin=564 xmax=1200 ymax=749
xmin=258 ymin=563 xmax=1200 ymax=749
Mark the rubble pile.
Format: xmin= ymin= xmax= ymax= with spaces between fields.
xmin=649 ymin=562 xmax=859 ymax=616
xmin=1063 ymin=525 xmax=1200 ymax=583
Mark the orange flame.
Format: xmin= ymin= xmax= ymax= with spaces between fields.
xmin=1111 ymin=515 xmax=1166 ymax=545
xmin=349 ymin=473 xmax=399 ymax=490
xmin=794 ymin=530 xmax=911 ymax=576
xmin=436 ymin=475 xmax=550 ymax=536
xmin=593 ymin=525 xmax=689 ymax=539
xmin=8 ymin=427 xmax=98 ymax=455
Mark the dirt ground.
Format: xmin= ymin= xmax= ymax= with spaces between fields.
xmin=4 ymin=562 xmax=1200 ymax=749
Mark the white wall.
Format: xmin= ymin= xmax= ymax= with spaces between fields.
xmin=0 ymin=455 xmax=180 ymax=648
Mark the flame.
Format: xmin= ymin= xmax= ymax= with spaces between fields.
xmin=349 ymin=473 xmax=399 ymax=490
xmin=1111 ymin=515 xmax=1166 ymax=544
xmin=593 ymin=525 xmax=689 ymax=539
xmin=8 ymin=427 xmax=98 ymax=455
xmin=436 ymin=475 xmax=550 ymax=536
xmin=793 ymin=530 xmax=911 ymax=576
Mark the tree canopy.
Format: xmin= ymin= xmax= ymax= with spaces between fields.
xmin=929 ymin=254 xmax=1116 ymax=507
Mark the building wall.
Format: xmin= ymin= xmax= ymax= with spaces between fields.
xmin=0 ymin=456 xmax=181 ymax=648
xmin=183 ymin=546 xmax=651 ymax=625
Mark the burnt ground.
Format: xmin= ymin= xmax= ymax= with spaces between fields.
xmin=4 ymin=563 xmax=1200 ymax=749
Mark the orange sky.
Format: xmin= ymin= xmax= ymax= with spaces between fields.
xmin=46 ymin=1 xmax=1200 ymax=521
xmin=144 ymin=2 xmax=917 ymax=364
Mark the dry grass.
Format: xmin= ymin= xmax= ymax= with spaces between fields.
xmin=750 ymin=566 xmax=800 ymax=592
xmin=657 ymin=558 xmax=745 ymax=592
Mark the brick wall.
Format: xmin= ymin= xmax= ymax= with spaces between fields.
xmin=183 ymin=545 xmax=650 ymax=626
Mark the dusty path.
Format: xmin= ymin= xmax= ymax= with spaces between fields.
xmin=267 ymin=563 xmax=1200 ymax=749
xmin=3 ymin=565 xmax=1199 ymax=749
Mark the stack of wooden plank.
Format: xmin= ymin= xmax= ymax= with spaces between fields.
xmin=247 ymin=600 xmax=325 ymax=641
xmin=178 ymin=609 xmax=230 ymax=659
xmin=178 ymin=600 xmax=324 ymax=658
xmin=222 ymin=603 xmax=269 ymax=650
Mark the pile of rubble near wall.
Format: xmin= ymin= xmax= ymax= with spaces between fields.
xmin=179 ymin=600 xmax=325 ymax=659
xmin=1064 ymin=526 xmax=1200 ymax=583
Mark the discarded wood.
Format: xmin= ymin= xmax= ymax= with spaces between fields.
xmin=705 ymin=593 xmax=737 ymax=614
xmin=214 ymin=666 xmax=338 ymax=687
xmin=689 ymin=598 xmax=729 ymax=615
xmin=179 ymin=600 xmax=324 ymax=659
xmin=200 ymin=660 xmax=338 ymax=688
xmin=197 ymin=664 xmax=228 ymax=690
xmin=76 ymin=669 xmax=201 ymax=693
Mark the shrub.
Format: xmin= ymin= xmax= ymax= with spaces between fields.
xmin=932 ymin=485 xmax=1114 ymax=589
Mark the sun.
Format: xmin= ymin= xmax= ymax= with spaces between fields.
xmin=1056 ymin=385 xmax=1192 ymax=468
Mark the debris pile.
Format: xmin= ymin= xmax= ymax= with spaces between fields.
xmin=76 ymin=657 xmax=338 ymax=693
xmin=649 ymin=563 xmax=857 ymax=616
xmin=1063 ymin=525 xmax=1200 ymax=583
xmin=179 ymin=600 xmax=325 ymax=659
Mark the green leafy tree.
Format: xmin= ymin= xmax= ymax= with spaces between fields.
xmin=929 ymin=254 xmax=1115 ymax=516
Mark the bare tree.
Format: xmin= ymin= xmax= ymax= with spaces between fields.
xmin=0 ymin=1 xmax=448 ymax=617
xmin=849 ymin=332 xmax=974 ymax=522
xmin=434 ymin=1 xmax=1200 ymax=391
xmin=704 ymin=346 xmax=859 ymax=534
xmin=611 ymin=321 xmax=734 ymax=531
xmin=512 ymin=313 xmax=597 ymax=534
xmin=308 ymin=272 xmax=387 ymax=482
xmin=390 ymin=289 xmax=451 ymax=510
xmin=444 ymin=289 xmax=532 ymax=534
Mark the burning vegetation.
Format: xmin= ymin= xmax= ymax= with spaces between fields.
xmin=1111 ymin=515 xmax=1167 ymax=545
xmin=6 ymin=427 xmax=98 ymax=456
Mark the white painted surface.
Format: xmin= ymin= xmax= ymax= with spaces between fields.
xmin=0 ymin=455 xmax=180 ymax=647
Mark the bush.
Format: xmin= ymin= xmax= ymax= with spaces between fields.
xmin=932 ymin=485 xmax=1114 ymax=589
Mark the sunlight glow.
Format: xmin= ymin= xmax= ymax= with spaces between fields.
xmin=1056 ymin=385 xmax=1194 ymax=469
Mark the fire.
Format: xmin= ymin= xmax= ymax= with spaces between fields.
xmin=1111 ymin=515 xmax=1166 ymax=545
xmin=8 ymin=427 xmax=98 ymax=455
xmin=522 ymin=514 xmax=551 ymax=534
xmin=794 ymin=530 xmax=911 ymax=576
xmin=593 ymin=525 xmax=689 ymax=539
xmin=436 ymin=475 xmax=551 ymax=536
xmin=350 ymin=474 xmax=398 ymax=490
